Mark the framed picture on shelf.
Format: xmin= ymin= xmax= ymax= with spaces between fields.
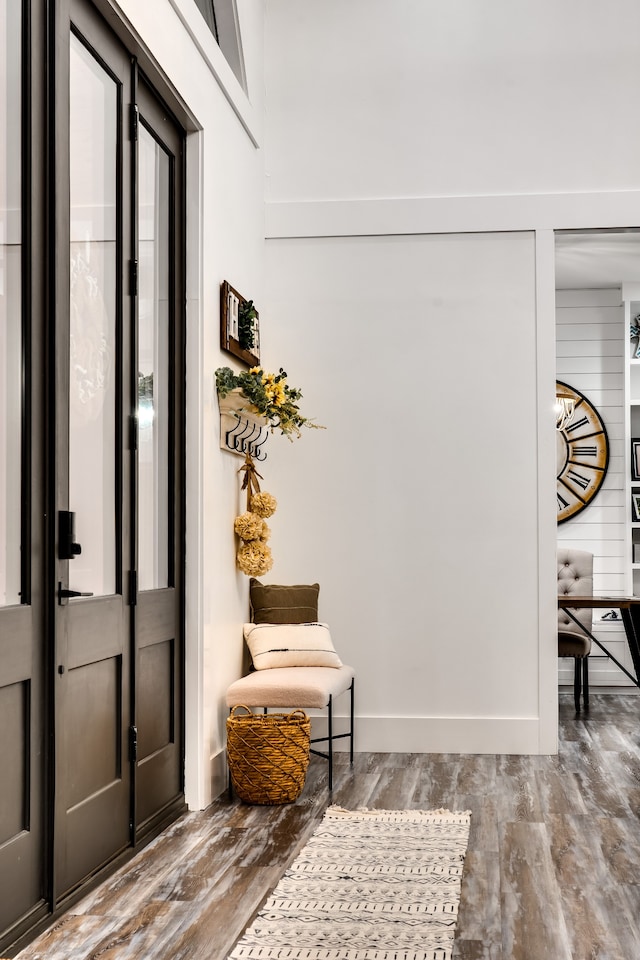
xmin=220 ymin=280 xmax=260 ymax=367
xmin=632 ymin=439 xmax=640 ymax=481
xmin=632 ymin=492 xmax=640 ymax=522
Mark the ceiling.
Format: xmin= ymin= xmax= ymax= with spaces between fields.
xmin=555 ymin=230 xmax=640 ymax=290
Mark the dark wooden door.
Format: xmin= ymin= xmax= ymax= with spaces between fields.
xmin=53 ymin=3 xmax=134 ymax=898
xmin=54 ymin=0 xmax=186 ymax=896
xmin=0 ymin=0 xmax=185 ymax=942
xmin=132 ymin=78 xmax=185 ymax=838
xmin=0 ymin=3 xmax=48 ymax=941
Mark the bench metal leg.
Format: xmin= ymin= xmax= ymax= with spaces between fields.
xmin=243 ymin=678 xmax=356 ymax=793
xmin=328 ymin=695 xmax=333 ymax=790
xmin=350 ymin=678 xmax=355 ymax=764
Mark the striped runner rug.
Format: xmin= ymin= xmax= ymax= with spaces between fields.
xmin=228 ymin=805 xmax=471 ymax=960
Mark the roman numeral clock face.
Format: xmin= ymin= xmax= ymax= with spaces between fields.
xmin=556 ymin=381 xmax=609 ymax=524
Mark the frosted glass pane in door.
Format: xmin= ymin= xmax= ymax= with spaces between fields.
xmin=0 ymin=1 xmax=22 ymax=606
xmin=137 ymin=123 xmax=169 ymax=591
xmin=68 ymin=35 xmax=117 ymax=596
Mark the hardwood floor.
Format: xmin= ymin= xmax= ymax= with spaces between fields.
xmin=10 ymin=693 xmax=640 ymax=960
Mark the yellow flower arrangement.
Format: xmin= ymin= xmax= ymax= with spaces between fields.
xmin=215 ymin=365 xmax=324 ymax=439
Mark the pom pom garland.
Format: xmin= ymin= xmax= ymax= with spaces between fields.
xmin=234 ymin=454 xmax=278 ymax=576
xmin=233 ymin=511 xmax=264 ymax=542
xmin=237 ymin=540 xmax=273 ymax=577
xmin=251 ymin=491 xmax=278 ymax=518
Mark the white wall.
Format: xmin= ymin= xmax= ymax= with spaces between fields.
xmin=113 ymin=0 xmax=265 ymax=807
xmin=264 ymin=0 xmax=640 ymax=204
xmin=263 ymin=232 xmax=553 ymax=753
xmin=261 ymin=0 xmax=640 ymax=755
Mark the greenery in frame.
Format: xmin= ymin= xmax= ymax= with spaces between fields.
xmin=237 ymin=299 xmax=258 ymax=351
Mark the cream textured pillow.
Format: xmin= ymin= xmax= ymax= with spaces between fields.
xmin=243 ymin=622 xmax=343 ymax=670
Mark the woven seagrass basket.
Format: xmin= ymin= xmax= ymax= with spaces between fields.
xmin=226 ymin=705 xmax=311 ymax=804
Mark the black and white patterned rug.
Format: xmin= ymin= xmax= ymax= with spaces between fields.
xmin=228 ymin=805 xmax=471 ymax=960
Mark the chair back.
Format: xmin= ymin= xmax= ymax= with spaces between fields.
xmin=558 ymin=547 xmax=593 ymax=636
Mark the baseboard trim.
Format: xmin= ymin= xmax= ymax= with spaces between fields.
xmin=311 ymin=714 xmax=547 ymax=756
xmin=209 ymin=748 xmax=228 ymax=803
xmin=210 ymin=714 xmax=557 ymax=804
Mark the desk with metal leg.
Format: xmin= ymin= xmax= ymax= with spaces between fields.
xmin=557 ymin=596 xmax=640 ymax=688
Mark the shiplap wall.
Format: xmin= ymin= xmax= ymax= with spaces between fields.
xmin=556 ymin=287 xmax=632 ymax=685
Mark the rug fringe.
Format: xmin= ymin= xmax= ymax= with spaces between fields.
xmin=326 ymin=805 xmax=471 ymax=822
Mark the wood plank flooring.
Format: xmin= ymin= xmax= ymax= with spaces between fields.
xmin=10 ymin=693 xmax=640 ymax=960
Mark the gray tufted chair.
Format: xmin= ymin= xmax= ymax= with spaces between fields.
xmin=558 ymin=547 xmax=593 ymax=711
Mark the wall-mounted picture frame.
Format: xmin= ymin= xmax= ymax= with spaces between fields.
xmin=220 ymin=280 xmax=261 ymax=367
xmin=632 ymin=492 xmax=640 ymax=522
xmin=632 ymin=438 xmax=640 ymax=481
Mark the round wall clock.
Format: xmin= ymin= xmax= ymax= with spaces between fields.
xmin=556 ymin=380 xmax=609 ymax=524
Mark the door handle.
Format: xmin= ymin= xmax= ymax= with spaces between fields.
xmin=58 ymin=582 xmax=94 ymax=604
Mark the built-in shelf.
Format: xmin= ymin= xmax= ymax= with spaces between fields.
xmin=218 ymin=390 xmax=268 ymax=460
xmin=624 ymin=282 xmax=640 ymax=596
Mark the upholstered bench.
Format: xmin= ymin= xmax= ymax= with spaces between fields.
xmin=225 ymin=580 xmax=355 ymax=791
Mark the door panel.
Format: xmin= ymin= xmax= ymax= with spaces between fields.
xmin=0 ymin=681 xmax=29 ymax=844
xmin=0 ymin=673 xmax=36 ymax=932
xmin=54 ymin=9 xmax=132 ymax=899
xmin=61 ymin=653 xmax=125 ymax=886
xmin=67 ymin=597 xmax=123 ymax=666
xmin=65 ymin=657 xmax=121 ymax=809
xmin=134 ymin=81 xmax=184 ymax=837
xmin=0 ymin=0 xmax=22 ymax=609
xmin=0 ymin=239 xmax=22 ymax=606
xmin=138 ymin=640 xmax=173 ymax=757
xmin=138 ymin=120 xmax=170 ymax=592
xmin=69 ymin=30 xmax=118 ymax=598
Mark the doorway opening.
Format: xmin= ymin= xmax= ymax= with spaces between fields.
xmin=555 ymin=227 xmax=640 ymax=691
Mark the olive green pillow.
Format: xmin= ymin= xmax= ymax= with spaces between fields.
xmin=249 ymin=579 xmax=319 ymax=624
